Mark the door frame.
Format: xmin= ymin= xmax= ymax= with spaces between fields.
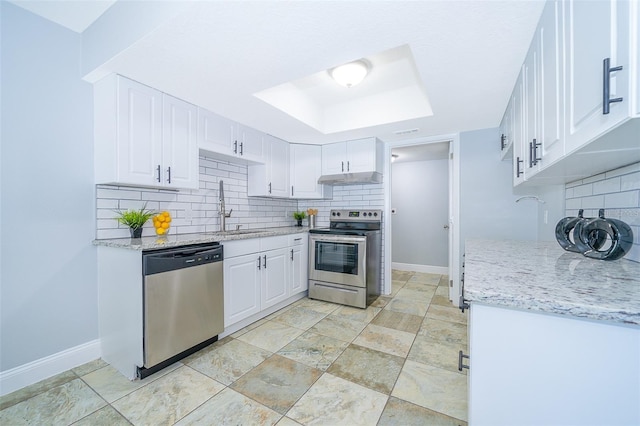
xmin=383 ymin=133 xmax=461 ymax=306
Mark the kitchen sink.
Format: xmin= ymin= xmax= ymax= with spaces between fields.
xmin=212 ymin=229 xmax=271 ymax=236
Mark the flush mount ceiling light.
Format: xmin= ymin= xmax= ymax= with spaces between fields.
xmin=329 ymin=60 xmax=369 ymax=88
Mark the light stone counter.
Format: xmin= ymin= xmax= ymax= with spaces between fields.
xmin=93 ymin=226 xmax=309 ymax=251
xmin=463 ymin=239 xmax=640 ymax=326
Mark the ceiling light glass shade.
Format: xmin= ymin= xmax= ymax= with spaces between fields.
xmin=330 ymin=60 xmax=369 ymax=88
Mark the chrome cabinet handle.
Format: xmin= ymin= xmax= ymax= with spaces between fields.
xmin=290 ymin=249 xmax=294 ymax=261
xmin=603 ymin=57 xmax=623 ymax=115
xmin=268 ymin=182 xmax=272 ymax=194
xmin=347 ymin=161 xmax=350 ymax=171
xmin=500 ymin=134 xmax=506 ymax=150
xmin=263 ymin=255 xmax=267 ymax=269
xmin=341 ymin=161 xmax=344 ymax=172
xmin=240 ymin=142 xmax=243 ymax=155
xmin=233 ymin=140 xmax=238 ymax=154
xmin=257 ymin=256 xmax=261 ymax=270
xmin=516 ymin=156 xmax=523 ymax=178
xmin=532 ymin=139 xmax=541 ymax=166
xmin=156 ymin=165 xmax=161 ymax=183
xmin=166 ymin=166 xmax=171 ymax=184
xmin=291 ymin=186 xmax=294 ymax=197
xmin=458 ymin=350 xmax=470 ymax=371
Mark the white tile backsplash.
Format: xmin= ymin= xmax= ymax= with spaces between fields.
xmin=566 ymin=161 xmax=640 ymax=263
xmin=96 ymin=155 xmax=298 ymax=239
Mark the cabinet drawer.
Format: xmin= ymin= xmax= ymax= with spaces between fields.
xmin=223 ymin=239 xmax=261 ymax=258
xmin=289 ymin=233 xmax=306 ymax=246
xmin=260 ymin=235 xmax=289 ymax=251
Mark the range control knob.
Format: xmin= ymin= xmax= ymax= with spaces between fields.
xmin=336 ymin=212 xmax=341 ymax=216
xmin=331 ymin=212 xmax=336 ymax=216
xmin=368 ymin=212 xmax=373 ymax=216
xmin=374 ymin=212 xmax=378 ymax=216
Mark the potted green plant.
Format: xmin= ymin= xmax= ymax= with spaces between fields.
xmin=292 ymin=211 xmax=307 ymax=227
xmin=115 ymin=204 xmax=155 ymax=238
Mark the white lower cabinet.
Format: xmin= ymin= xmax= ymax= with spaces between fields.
xmin=223 ymin=234 xmax=308 ymax=328
xmin=468 ymin=303 xmax=640 ymax=426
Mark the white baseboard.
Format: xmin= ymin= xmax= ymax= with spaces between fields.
xmin=392 ymin=262 xmax=448 ymax=275
xmin=0 ymin=339 xmax=101 ymax=397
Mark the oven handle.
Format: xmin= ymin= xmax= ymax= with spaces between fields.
xmin=309 ymin=234 xmax=367 ymax=244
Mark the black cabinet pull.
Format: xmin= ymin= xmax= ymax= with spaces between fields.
xmin=458 ymin=351 xmax=470 ymax=371
xmin=166 ymin=166 xmax=171 ymax=184
xmin=603 ymin=57 xmax=624 ymax=115
xmin=516 ymin=156 xmax=523 ymax=178
xmin=156 ymin=165 xmax=161 ymax=183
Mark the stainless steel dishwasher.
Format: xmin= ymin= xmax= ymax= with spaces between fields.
xmin=139 ymin=242 xmax=223 ymax=378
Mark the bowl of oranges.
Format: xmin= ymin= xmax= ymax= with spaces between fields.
xmin=153 ymin=211 xmax=172 ymax=235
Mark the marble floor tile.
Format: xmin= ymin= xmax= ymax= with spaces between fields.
xmin=0 ymin=370 xmax=77 ymax=411
xmin=403 ymin=281 xmax=439 ymax=293
xmin=112 ymin=366 xmax=225 ymax=425
xmin=392 ymin=270 xmax=413 ymax=281
xmin=277 ymin=331 xmax=349 ymax=371
xmin=431 ymin=292 xmax=455 ymax=308
xmin=180 ymin=335 xmax=234 ymax=364
xmin=330 ymin=305 xmax=381 ymax=323
xmin=327 ymin=344 xmax=404 ymax=394
xmin=426 ymin=304 xmax=468 ymax=325
xmin=408 ymin=335 xmax=468 ymax=374
xmin=438 ymin=275 xmax=450 ymax=287
xmin=0 ymin=378 xmax=106 ymax=425
xmin=186 ymin=338 xmax=271 ymax=385
xmin=230 ymin=355 xmax=322 ymax=415
xmin=353 ymin=323 xmax=415 ymax=358
xmin=296 ymin=298 xmax=341 ymax=314
xmin=308 ymin=314 xmax=368 ymax=343
xmin=384 ymin=297 xmax=429 ymax=316
xmin=370 ymin=295 xmax=393 ymax=308
xmin=175 ymin=387 xmax=281 ymax=426
xmin=371 ymin=309 xmax=423 ymax=334
xmin=395 ymin=287 xmax=436 ymax=303
xmin=276 ymin=416 xmax=303 ymax=426
xmin=81 ymin=362 xmax=181 ymax=403
xmin=408 ymin=272 xmax=442 ymax=285
xmin=272 ymin=306 xmax=329 ymax=330
xmin=73 ymin=404 xmax=131 ymax=426
xmin=390 ymin=280 xmax=406 ymax=296
xmin=287 ymin=373 xmax=387 ymax=426
xmin=237 ymin=320 xmax=305 ymax=352
xmin=392 ymin=360 xmax=467 ymax=422
xmin=72 ymin=358 xmax=108 ymax=377
xmin=378 ymin=396 xmax=466 ymax=426
xmin=230 ymin=317 xmax=269 ymax=338
xmin=263 ymin=304 xmax=298 ymax=321
xmin=419 ymin=318 xmax=467 ymax=346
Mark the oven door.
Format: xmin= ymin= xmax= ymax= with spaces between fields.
xmin=309 ymin=234 xmax=367 ymax=287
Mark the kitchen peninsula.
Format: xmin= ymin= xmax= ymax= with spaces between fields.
xmin=463 ymin=239 xmax=640 ymax=426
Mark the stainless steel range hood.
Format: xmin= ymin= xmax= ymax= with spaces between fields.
xmin=317 ymin=171 xmax=383 ymax=185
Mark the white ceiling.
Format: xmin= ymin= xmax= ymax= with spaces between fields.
xmin=8 ymin=0 xmax=115 ymax=33
xmin=11 ymin=0 xmax=546 ymax=146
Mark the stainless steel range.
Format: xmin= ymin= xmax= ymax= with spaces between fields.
xmin=308 ymin=209 xmax=382 ymax=308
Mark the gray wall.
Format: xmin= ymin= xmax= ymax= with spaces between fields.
xmin=459 ymin=128 xmax=539 ymax=253
xmin=0 ymin=3 xmax=97 ymax=371
xmin=391 ymin=159 xmax=449 ymax=267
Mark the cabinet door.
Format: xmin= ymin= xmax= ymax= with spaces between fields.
xmin=538 ymin=0 xmax=564 ymax=167
xmin=261 ymin=248 xmax=289 ymax=309
xmin=564 ymin=0 xmax=630 ymax=154
xmin=198 ymin=108 xmax=234 ymax=156
xmin=512 ymin=72 xmax=526 ymax=186
xmin=290 ymin=144 xmax=324 ymax=198
xmin=267 ymin=135 xmax=290 ymax=197
xmin=346 ymin=138 xmax=376 ymax=173
xmin=223 ymin=254 xmax=261 ymax=326
xmin=290 ymin=239 xmax=308 ymax=294
xmin=238 ymin=124 xmax=264 ymax=163
xmin=523 ymin=44 xmax=538 ymax=177
xmin=163 ymin=95 xmax=199 ymax=189
xmin=116 ymin=77 xmax=163 ymax=186
xmin=322 ymin=142 xmax=346 ymax=175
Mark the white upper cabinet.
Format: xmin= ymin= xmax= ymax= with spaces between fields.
xmin=290 ymin=144 xmax=332 ymax=199
xmin=94 ymin=75 xmax=198 ymax=189
xmin=197 ymin=108 xmax=265 ymax=164
xmin=564 ymin=0 xmax=631 ymax=154
xmin=321 ymin=137 xmax=383 ymax=175
xmin=162 ymin=95 xmax=199 ymax=189
xmin=247 ymin=134 xmax=290 ymax=198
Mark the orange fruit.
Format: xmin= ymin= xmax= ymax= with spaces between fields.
xmin=165 ymin=216 xmax=172 ymax=223
xmin=161 ymin=222 xmax=170 ymax=229
xmin=156 ymin=227 xmax=165 ymax=235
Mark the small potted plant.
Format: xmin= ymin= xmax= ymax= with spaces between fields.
xmin=292 ymin=211 xmax=307 ymax=227
xmin=115 ymin=203 xmax=155 ymax=238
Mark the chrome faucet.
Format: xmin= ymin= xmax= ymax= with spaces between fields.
xmin=219 ymin=180 xmax=232 ymax=232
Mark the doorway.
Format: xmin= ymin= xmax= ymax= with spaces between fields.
xmin=383 ymin=134 xmax=461 ymax=307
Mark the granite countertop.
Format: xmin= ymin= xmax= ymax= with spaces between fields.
xmin=93 ymin=226 xmax=310 ymax=250
xmin=463 ymin=239 xmax=640 ymax=326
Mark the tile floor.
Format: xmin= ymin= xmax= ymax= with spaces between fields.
xmin=0 ymin=270 xmax=469 ymax=426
